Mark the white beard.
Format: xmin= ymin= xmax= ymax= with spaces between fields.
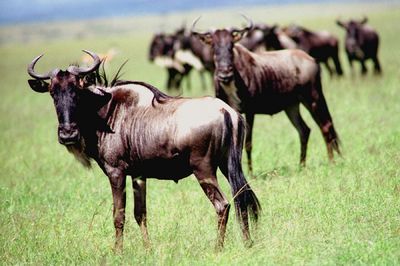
xmin=66 ymin=138 xmax=91 ymax=168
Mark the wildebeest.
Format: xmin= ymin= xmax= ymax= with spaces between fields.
xmin=27 ymin=50 xmax=261 ymax=250
xmin=192 ymin=18 xmax=341 ymax=175
xmin=149 ymin=28 xmax=215 ymax=91
xmin=284 ymin=25 xmax=343 ymax=76
xmin=173 ymin=26 xmax=215 ymax=88
xmin=251 ymin=24 xmax=297 ymax=51
xmin=239 ymin=24 xmax=266 ymax=52
xmin=336 ymin=17 xmax=382 ymax=75
xmin=239 ymin=23 xmax=297 ymax=52
xmin=148 ymin=32 xmax=192 ymax=91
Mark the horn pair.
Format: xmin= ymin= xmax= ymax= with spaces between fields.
xmin=191 ymin=14 xmax=253 ymax=36
xmin=28 ymin=50 xmax=100 ymax=80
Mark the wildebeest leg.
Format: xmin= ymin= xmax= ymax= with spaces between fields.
xmin=174 ymin=73 xmax=184 ymax=92
xmin=347 ymin=56 xmax=354 ymax=75
xmin=167 ymin=68 xmax=182 ymax=91
xmin=285 ymin=104 xmax=311 ymax=166
xmin=360 ymin=60 xmax=367 ymax=75
xmin=324 ymin=61 xmax=333 ymax=77
xmin=301 ymin=95 xmax=340 ymax=161
xmin=332 ymin=53 xmax=343 ymax=75
xmin=245 ymin=113 xmax=255 ymax=176
xmin=373 ymin=57 xmax=382 ymax=74
xmin=132 ymin=177 xmax=150 ymax=249
xmin=194 ymin=169 xmax=230 ymax=249
xmin=107 ymin=171 xmax=127 ymax=252
xmin=219 ymin=165 xmax=252 ymax=246
xmin=166 ymin=68 xmax=175 ymax=90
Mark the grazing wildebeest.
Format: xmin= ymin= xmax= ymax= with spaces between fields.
xmin=192 ymin=18 xmax=341 ymax=175
xmin=27 ymin=50 xmax=260 ymax=250
xmin=336 ymin=17 xmax=382 ymax=75
xmin=149 ymin=32 xmax=192 ymax=91
xmin=284 ymin=25 xmax=343 ymax=76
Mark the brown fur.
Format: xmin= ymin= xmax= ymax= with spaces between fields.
xmin=337 ymin=18 xmax=381 ymax=75
xmin=284 ymin=25 xmax=343 ymax=76
xmin=194 ymin=28 xmax=341 ymax=175
xmin=27 ymin=55 xmax=261 ymax=251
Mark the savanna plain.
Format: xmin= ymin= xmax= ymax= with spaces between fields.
xmin=0 ymin=2 xmax=399 ymax=265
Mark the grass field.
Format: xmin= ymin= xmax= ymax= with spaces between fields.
xmin=0 ymin=2 xmax=399 ymax=265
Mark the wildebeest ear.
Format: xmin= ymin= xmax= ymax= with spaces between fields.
xmin=81 ymin=88 xmax=112 ymax=110
xmin=28 ymin=79 xmax=49 ymax=93
xmin=192 ymin=32 xmax=213 ymax=45
xmin=231 ymin=30 xmax=247 ymax=43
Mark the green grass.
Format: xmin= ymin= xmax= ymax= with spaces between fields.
xmin=1 ymin=2 xmax=399 ymax=265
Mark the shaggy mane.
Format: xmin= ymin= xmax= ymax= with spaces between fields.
xmin=95 ymin=60 xmax=179 ymax=106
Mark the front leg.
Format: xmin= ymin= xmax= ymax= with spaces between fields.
xmin=106 ymin=168 xmax=127 ymax=252
xmin=132 ymin=177 xmax=150 ymax=249
xmin=360 ymin=60 xmax=367 ymax=75
xmin=347 ymin=55 xmax=354 ymax=75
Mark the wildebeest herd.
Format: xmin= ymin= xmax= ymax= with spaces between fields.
xmin=27 ymin=15 xmax=381 ymax=251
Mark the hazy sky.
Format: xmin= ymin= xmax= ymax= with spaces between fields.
xmin=0 ymin=0 xmax=386 ymax=25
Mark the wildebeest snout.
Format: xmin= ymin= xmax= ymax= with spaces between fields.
xmin=58 ymin=123 xmax=79 ymax=145
xmin=217 ymin=66 xmax=234 ymax=83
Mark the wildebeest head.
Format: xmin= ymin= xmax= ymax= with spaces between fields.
xmin=191 ymin=16 xmax=253 ymax=84
xmin=336 ymin=17 xmax=368 ymax=57
xmin=27 ymin=50 xmax=111 ymax=146
xmin=283 ymin=25 xmax=306 ymax=44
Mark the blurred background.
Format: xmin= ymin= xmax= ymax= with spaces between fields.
xmin=1 ymin=0 xmax=399 ymax=264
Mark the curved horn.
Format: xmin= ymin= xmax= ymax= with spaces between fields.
xmin=190 ymin=16 xmax=213 ymax=44
xmin=239 ymin=14 xmax=254 ymax=33
xmin=68 ymin=50 xmax=101 ymax=75
xmin=191 ymin=16 xmax=208 ymax=35
xmin=230 ymin=14 xmax=254 ymax=42
xmin=190 ymin=16 xmax=201 ymax=34
xmin=28 ymin=54 xmax=51 ymax=80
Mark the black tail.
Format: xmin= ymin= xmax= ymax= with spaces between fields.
xmin=222 ymin=110 xmax=261 ymax=224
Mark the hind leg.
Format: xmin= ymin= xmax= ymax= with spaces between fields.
xmin=285 ymin=104 xmax=311 ymax=166
xmin=300 ymin=94 xmax=339 ymax=162
xmin=360 ymin=60 xmax=367 ymax=75
xmin=373 ymin=57 xmax=382 ymax=74
xmin=332 ymin=54 xmax=343 ymax=76
xmin=193 ymin=167 xmax=230 ymax=249
xmin=219 ymin=164 xmax=252 ymax=245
